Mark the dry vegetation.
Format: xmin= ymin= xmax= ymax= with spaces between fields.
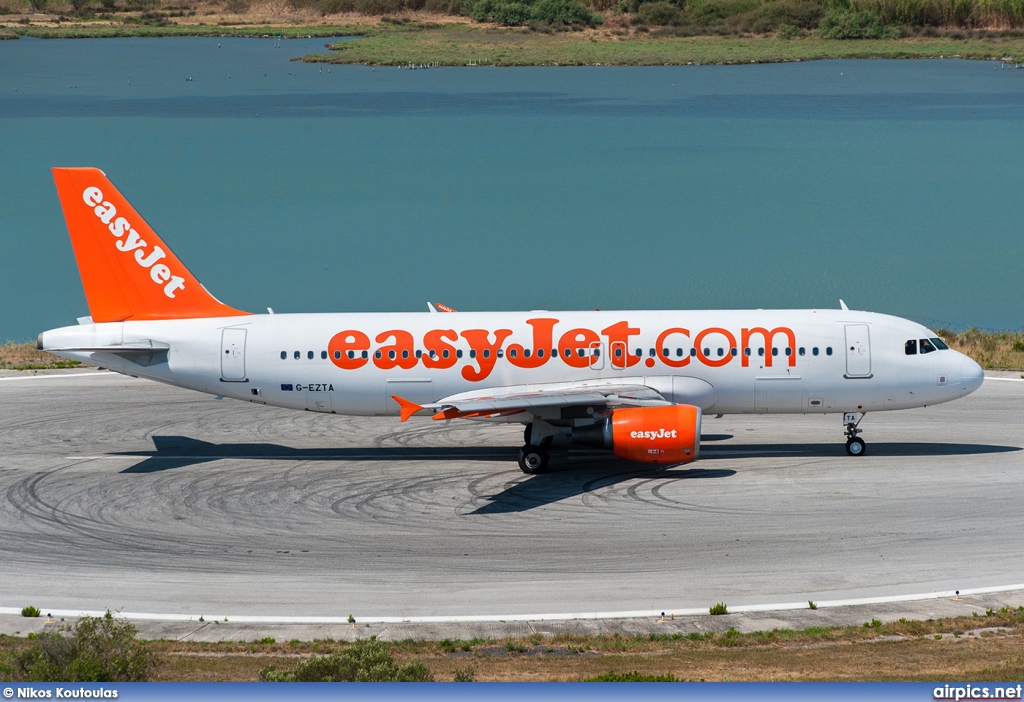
xmin=939 ymin=328 xmax=1024 ymax=370
xmin=0 ymin=341 xmax=81 ymax=370
xmin=5 ymin=609 xmax=1024 ymax=681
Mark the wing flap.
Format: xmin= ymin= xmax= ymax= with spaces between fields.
xmin=421 ymin=384 xmax=672 ymax=421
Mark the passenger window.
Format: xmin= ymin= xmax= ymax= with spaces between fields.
xmin=730 ymin=348 xmax=737 ymax=357
xmin=826 ymin=347 xmax=833 ymax=356
xmin=537 ymin=348 xmax=545 ymax=358
xmin=905 ymin=339 xmax=917 ymax=355
xmin=294 ymin=351 xmax=300 ymax=360
xmin=577 ymin=349 xmax=585 ymax=358
xmin=470 ymin=350 xmax=477 ymax=359
xmin=361 ymin=351 xmax=368 ymax=359
xmin=456 ymin=350 xmax=463 ymax=359
xmin=649 ymin=348 xmax=656 ymax=357
xmin=321 ymin=351 xmax=327 ymax=360
xmin=593 ymin=349 xmax=600 ymax=357
xmin=614 ymin=348 xmax=622 ymax=358
xmin=703 ymin=347 xmax=710 ymax=357
xmin=280 ymin=351 xmax=286 ymax=360
xmin=813 ymin=347 xmax=819 ymax=356
xmin=415 ymin=350 xmax=422 ymax=358
xmin=920 ymin=338 xmax=937 ymax=354
xmin=524 ymin=349 xmax=531 ymax=358
xmin=402 ymin=350 xmax=409 ymax=359
xmin=635 ymin=348 xmax=642 ymax=357
xmin=442 ymin=349 xmax=449 ymax=359
xmin=744 ymin=348 xmax=751 ymax=357
xmin=375 ymin=350 xmax=382 ymax=359
xmin=497 ymin=349 xmax=504 ymax=358
xmin=509 ymin=349 xmax=517 ymax=359
xmin=758 ymin=348 xmax=765 ymax=357
xmin=388 ymin=350 xmax=396 ymax=360
xmin=676 ymin=348 xmax=683 ymax=357
xmin=690 ymin=348 xmax=697 ymax=357
xmin=717 ymin=348 xmax=724 ymax=357
xmin=772 ymin=348 xmax=778 ymax=357
xmin=344 ymin=350 xmax=352 ymax=359
xmin=931 ymin=337 xmax=949 ymax=350
xmin=785 ymin=347 xmax=791 ymax=356
xmin=799 ymin=347 xmax=805 ymax=356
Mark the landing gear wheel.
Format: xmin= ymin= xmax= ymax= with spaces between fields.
xmin=518 ymin=445 xmax=549 ymax=474
xmin=845 ymin=437 xmax=866 ymax=456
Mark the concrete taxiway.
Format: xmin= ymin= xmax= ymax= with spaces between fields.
xmin=1 ymin=369 xmax=1022 ymax=633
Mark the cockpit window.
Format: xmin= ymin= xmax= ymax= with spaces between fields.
xmin=919 ymin=338 xmax=937 ymax=354
xmin=931 ymin=337 xmax=949 ymax=350
xmin=905 ymin=339 xmax=917 ymax=355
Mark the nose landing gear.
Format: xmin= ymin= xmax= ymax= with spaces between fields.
xmin=844 ymin=412 xmax=866 ymax=456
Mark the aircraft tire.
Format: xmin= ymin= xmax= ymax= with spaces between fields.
xmin=845 ymin=437 xmax=866 ymax=456
xmin=518 ymin=445 xmax=549 ymax=474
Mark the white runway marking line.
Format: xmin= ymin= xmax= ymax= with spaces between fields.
xmin=0 ymin=372 xmax=119 ymax=382
xmin=3 ymin=583 xmax=1023 ymax=624
xmin=985 ymin=376 xmax=1024 ymax=382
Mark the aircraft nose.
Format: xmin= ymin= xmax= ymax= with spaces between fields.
xmin=960 ymin=354 xmax=984 ymax=397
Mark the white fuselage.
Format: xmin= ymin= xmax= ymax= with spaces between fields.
xmin=42 ymin=308 xmax=984 ymax=420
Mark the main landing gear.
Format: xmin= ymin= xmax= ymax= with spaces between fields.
xmin=519 ymin=422 xmax=551 ymax=474
xmin=844 ymin=412 xmax=866 ymax=456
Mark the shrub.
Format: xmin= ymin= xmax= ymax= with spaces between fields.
xmin=423 ymin=0 xmax=468 ymax=13
xmin=638 ymin=0 xmax=680 ymax=23
xmin=6 ymin=611 xmax=156 ymax=682
xmin=317 ymin=0 xmax=357 ymax=13
xmin=808 ymin=600 xmax=817 ymax=609
xmin=470 ymin=0 xmax=597 ymax=25
xmin=532 ymin=0 xmax=598 ymax=24
xmin=586 ymin=671 xmax=680 ymax=681
xmin=709 ymin=602 xmax=728 ymax=615
xmin=453 ymin=665 xmax=476 ymax=681
xmin=686 ymin=0 xmax=757 ymax=24
xmin=817 ymin=9 xmax=899 ymax=38
xmin=259 ymin=638 xmax=433 ymax=682
xmin=741 ymin=0 xmax=822 ymax=30
xmin=21 ymin=606 xmax=41 ymax=618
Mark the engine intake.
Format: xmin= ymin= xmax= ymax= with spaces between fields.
xmin=573 ymin=405 xmax=702 ymax=464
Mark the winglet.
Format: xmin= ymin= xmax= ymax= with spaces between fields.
xmin=392 ymin=395 xmax=424 ymax=422
xmin=839 ymin=299 xmax=849 ymax=312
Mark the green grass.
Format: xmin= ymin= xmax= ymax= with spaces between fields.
xmin=301 ymin=24 xmax=1024 ymax=65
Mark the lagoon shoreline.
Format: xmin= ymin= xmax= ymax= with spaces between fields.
xmin=3 ymin=17 xmax=1024 ymax=65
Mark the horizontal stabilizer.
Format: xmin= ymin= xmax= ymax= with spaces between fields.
xmin=391 ymin=395 xmax=425 ymax=422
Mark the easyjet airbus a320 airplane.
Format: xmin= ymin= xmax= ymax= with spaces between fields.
xmin=40 ymin=168 xmax=985 ymax=473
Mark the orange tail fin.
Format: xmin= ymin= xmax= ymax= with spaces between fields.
xmin=52 ymin=167 xmax=249 ymax=323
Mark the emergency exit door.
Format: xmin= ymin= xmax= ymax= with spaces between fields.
xmin=221 ymin=328 xmax=247 ymax=381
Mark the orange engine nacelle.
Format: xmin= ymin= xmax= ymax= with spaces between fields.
xmin=574 ymin=405 xmax=702 ymax=464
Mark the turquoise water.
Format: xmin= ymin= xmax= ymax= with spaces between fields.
xmin=1 ymin=37 xmax=1022 ymax=339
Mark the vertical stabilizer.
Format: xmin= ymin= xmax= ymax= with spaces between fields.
xmin=52 ymin=167 xmax=250 ymax=322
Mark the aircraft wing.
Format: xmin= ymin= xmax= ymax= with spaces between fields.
xmin=392 ymin=384 xmax=672 ymax=422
